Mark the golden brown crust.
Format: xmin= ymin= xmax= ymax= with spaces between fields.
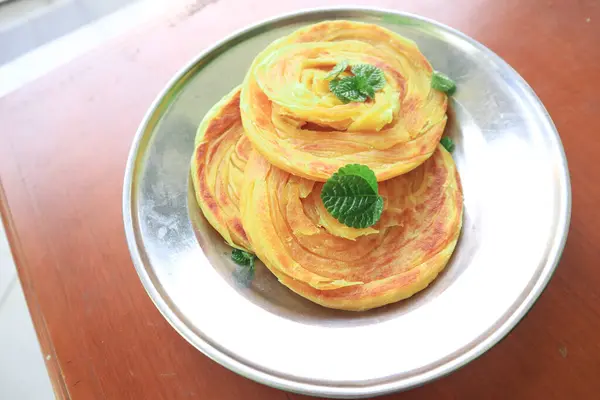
xmin=240 ymin=146 xmax=463 ymax=311
xmin=241 ymin=20 xmax=448 ymax=182
xmin=191 ymin=87 xmax=252 ymax=251
xmin=192 ymin=21 xmax=462 ymax=311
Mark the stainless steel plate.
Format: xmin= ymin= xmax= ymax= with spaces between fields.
xmin=123 ymin=7 xmax=570 ymax=398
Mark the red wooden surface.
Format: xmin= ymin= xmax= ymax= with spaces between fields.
xmin=1 ymin=0 xmax=599 ymax=399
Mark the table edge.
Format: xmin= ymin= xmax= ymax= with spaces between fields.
xmin=0 ymin=178 xmax=71 ymax=400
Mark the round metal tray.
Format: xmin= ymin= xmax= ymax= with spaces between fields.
xmin=123 ymin=7 xmax=570 ymax=398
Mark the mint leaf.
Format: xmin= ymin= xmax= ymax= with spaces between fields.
xmin=325 ymin=60 xmax=348 ymax=81
xmin=431 ymin=71 xmax=456 ymax=94
xmin=321 ymin=164 xmax=384 ymax=229
xmin=440 ymin=137 xmax=455 ymax=152
xmin=329 ymin=63 xmax=386 ymax=103
xmin=353 ymin=74 xmax=375 ymax=99
xmin=351 ymin=64 xmax=386 ymax=91
xmin=335 ymin=164 xmax=378 ymax=193
xmin=232 ymin=248 xmax=255 ymax=271
xmin=330 ymin=77 xmax=368 ymax=103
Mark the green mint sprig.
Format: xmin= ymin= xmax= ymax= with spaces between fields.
xmin=329 ymin=77 xmax=368 ymax=103
xmin=321 ymin=164 xmax=384 ymax=229
xmin=328 ymin=62 xmax=386 ymax=103
xmin=231 ymin=248 xmax=255 ymax=271
xmin=325 ymin=60 xmax=348 ymax=81
xmin=440 ymin=137 xmax=455 ymax=152
xmin=431 ymin=71 xmax=456 ymax=94
xmin=351 ymin=64 xmax=386 ymax=92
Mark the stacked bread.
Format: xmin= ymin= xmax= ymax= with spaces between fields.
xmin=191 ymin=21 xmax=463 ymax=311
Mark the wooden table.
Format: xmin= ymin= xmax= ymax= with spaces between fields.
xmin=1 ymin=0 xmax=599 ymax=398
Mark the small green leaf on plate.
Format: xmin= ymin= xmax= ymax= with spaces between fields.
xmin=440 ymin=137 xmax=455 ymax=153
xmin=231 ymin=248 xmax=255 ymax=271
xmin=431 ymin=71 xmax=456 ymax=94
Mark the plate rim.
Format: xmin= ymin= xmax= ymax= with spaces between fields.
xmin=122 ymin=6 xmax=571 ymax=398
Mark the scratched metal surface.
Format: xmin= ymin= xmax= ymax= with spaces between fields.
xmin=123 ymin=8 xmax=570 ymax=398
